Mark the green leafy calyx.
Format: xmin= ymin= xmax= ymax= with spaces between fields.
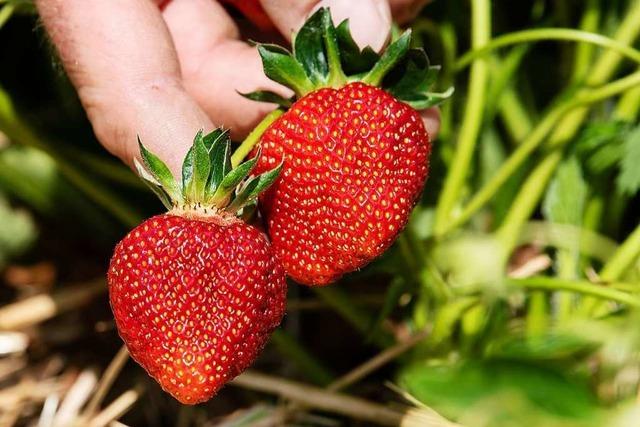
xmin=249 ymin=7 xmax=452 ymax=109
xmin=135 ymin=129 xmax=282 ymax=217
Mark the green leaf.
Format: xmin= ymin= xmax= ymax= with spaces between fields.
xmin=226 ymin=160 xmax=283 ymax=213
xmin=240 ymin=91 xmax=292 ymax=108
xmin=182 ymin=130 xmax=211 ymax=203
xmin=211 ymin=150 xmax=260 ymax=203
xmin=384 ymin=50 xmax=435 ymax=96
xmin=293 ymin=8 xmax=328 ymax=85
xmin=335 ymin=20 xmax=380 ymax=75
xmin=258 ymin=45 xmax=314 ymax=96
xmin=362 ymin=30 xmax=412 ymax=86
xmin=137 ymin=138 xmax=181 ymax=201
xmin=542 ymin=156 xmax=587 ymax=226
xmin=207 ymin=135 xmax=232 ymax=198
xmin=202 ymin=128 xmax=228 ymax=152
xmin=399 ymin=360 xmax=602 ymax=424
xmin=617 ymin=125 xmax=640 ymax=195
xmin=134 ymin=159 xmax=173 ymax=209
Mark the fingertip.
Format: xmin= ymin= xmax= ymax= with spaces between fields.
xmin=420 ymin=107 xmax=440 ymax=140
xmin=313 ymin=0 xmax=391 ymax=52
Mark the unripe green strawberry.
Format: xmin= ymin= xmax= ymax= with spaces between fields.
xmin=247 ymin=8 xmax=451 ymax=285
xmin=108 ymin=129 xmax=285 ymax=404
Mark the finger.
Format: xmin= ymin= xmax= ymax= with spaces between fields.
xmin=35 ymin=0 xmax=212 ymax=175
xmin=160 ymin=0 xmax=289 ymax=139
xmin=260 ymin=0 xmax=392 ymax=52
xmin=389 ymin=0 xmax=431 ymax=24
xmin=421 ymin=107 xmax=440 ymax=140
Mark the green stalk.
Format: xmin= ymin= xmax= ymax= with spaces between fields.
xmin=313 ymin=287 xmax=393 ymax=348
xmin=433 ymin=0 xmax=491 ymax=234
xmin=496 ymin=151 xmax=563 ymax=252
xmin=0 ymin=89 xmax=142 ymax=227
xmin=526 ymin=293 xmax=548 ymax=337
xmin=455 ymin=28 xmax=640 ymax=70
xmin=571 ymin=0 xmax=601 ymax=82
xmin=0 ymin=3 xmax=14 ymax=29
xmin=438 ymin=69 xmax=640 ymax=236
xmin=615 ymin=85 xmax=640 ymax=121
xmin=498 ymin=85 xmax=534 ymax=143
xmin=509 ymin=277 xmax=640 ymax=308
xmin=231 ymin=110 xmax=283 ymax=167
xmin=271 ymin=330 xmax=335 ymax=386
xmin=600 ymin=224 xmax=640 ymax=282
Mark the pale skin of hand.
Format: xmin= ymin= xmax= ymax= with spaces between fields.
xmin=35 ymin=0 xmax=439 ymax=175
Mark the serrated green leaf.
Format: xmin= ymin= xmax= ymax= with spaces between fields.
xmin=400 ymin=87 xmax=454 ymax=109
xmin=617 ymin=125 xmax=640 ymax=195
xmin=207 ymin=136 xmax=232 ymax=197
xmin=336 ymin=20 xmax=379 ymax=74
xmin=542 ymin=156 xmax=587 ymax=226
xmin=293 ymin=8 xmax=328 ymax=85
xmin=239 ymin=90 xmax=293 ymax=108
xmin=384 ymin=50 xmax=434 ymax=96
xmin=362 ymin=30 xmax=411 ymax=86
xmin=137 ymin=138 xmax=180 ymax=201
xmin=226 ymin=160 xmax=283 ymax=213
xmin=134 ymin=158 xmax=173 ymax=209
xmin=202 ymin=128 xmax=228 ymax=152
xmin=258 ymin=45 xmax=314 ymax=96
xmin=211 ymin=150 xmax=260 ymax=203
xmin=182 ymin=130 xmax=211 ymax=202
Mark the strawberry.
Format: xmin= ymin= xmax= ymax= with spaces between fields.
xmin=108 ymin=129 xmax=285 ymax=404
xmin=246 ymin=8 xmax=452 ymax=285
xmin=219 ymin=0 xmax=275 ymax=31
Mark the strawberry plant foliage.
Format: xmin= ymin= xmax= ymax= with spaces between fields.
xmin=135 ymin=128 xmax=281 ymax=214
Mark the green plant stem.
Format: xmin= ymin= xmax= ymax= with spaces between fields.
xmin=231 ymin=110 xmax=283 ymax=167
xmin=455 ymin=28 xmax=640 ymax=70
xmin=0 ymin=3 xmax=14 ymax=29
xmin=615 ymin=85 xmax=640 ymax=121
xmin=526 ymin=292 xmax=548 ymax=337
xmin=271 ymin=330 xmax=335 ymax=386
xmin=313 ymin=287 xmax=393 ymax=348
xmin=498 ymin=85 xmax=534 ymax=143
xmin=497 ymin=150 xmax=563 ymax=252
xmin=600 ymin=223 xmax=640 ymax=282
xmin=438 ymin=69 xmax=640 ymax=237
xmin=509 ymin=277 xmax=640 ymax=308
xmin=0 ymin=88 xmax=142 ymax=227
xmin=571 ymin=0 xmax=601 ymax=82
xmin=433 ymin=0 xmax=491 ymax=234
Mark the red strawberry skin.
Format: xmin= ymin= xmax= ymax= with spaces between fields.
xmin=108 ymin=213 xmax=286 ymax=404
xmin=254 ymin=82 xmax=431 ymax=286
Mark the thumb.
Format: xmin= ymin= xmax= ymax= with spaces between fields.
xmin=261 ymin=0 xmax=392 ymax=52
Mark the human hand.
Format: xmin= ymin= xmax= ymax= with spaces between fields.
xmin=36 ymin=0 xmax=439 ymax=175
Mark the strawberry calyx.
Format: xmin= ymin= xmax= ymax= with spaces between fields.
xmin=245 ymin=7 xmax=453 ymax=110
xmin=135 ymin=128 xmax=282 ymax=218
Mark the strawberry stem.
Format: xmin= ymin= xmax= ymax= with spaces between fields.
xmin=231 ymin=109 xmax=283 ymax=167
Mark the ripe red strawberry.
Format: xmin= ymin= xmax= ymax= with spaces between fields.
xmin=247 ymin=8 xmax=452 ymax=285
xmin=219 ymin=0 xmax=275 ymax=31
xmin=108 ymin=129 xmax=285 ymax=404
